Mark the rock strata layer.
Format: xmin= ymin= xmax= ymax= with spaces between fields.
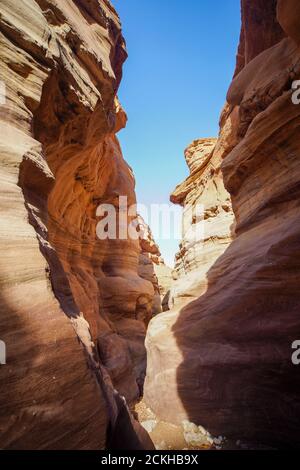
xmin=137 ymin=215 xmax=171 ymax=316
xmin=169 ymin=137 xmax=234 ymax=310
xmin=0 ymin=0 xmax=154 ymax=450
xmin=145 ymin=0 xmax=300 ymax=448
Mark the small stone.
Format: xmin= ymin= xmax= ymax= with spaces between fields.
xmin=182 ymin=420 xmax=198 ymax=433
xmin=184 ymin=430 xmax=208 ymax=447
xmin=141 ymin=420 xmax=157 ymax=433
xmin=198 ymin=425 xmax=209 ymax=436
xmin=213 ymin=437 xmax=222 ymax=445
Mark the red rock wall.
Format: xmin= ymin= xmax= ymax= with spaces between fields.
xmin=145 ymin=0 xmax=300 ymax=448
xmin=235 ymin=0 xmax=285 ymax=76
xmin=0 ymin=0 xmax=153 ymax=449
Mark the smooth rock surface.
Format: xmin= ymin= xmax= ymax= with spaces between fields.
xmin=145 ymin=0 xmax=300 ymax=448
xmin=169 ymin=136 xmax=234 ymax=310
xmin=137 ymin=215 xmax=173 ymax=315
xmin=0 ymin=0 xmax=154 ymax=450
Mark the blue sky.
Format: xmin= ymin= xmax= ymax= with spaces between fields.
xmin=113 ymin=0 xmax=241 ymax=266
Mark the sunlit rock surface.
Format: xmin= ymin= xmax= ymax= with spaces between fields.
xmin=137 ymin=215 xmax=172 ymax=316
xmin=169 ymin=137 xmax=234 ymax=310
xmin=145 ymin=0 xmax=300 ymax=448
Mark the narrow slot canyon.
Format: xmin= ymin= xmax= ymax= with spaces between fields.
xmin=1 ymin=0 xmax=300 ymax=452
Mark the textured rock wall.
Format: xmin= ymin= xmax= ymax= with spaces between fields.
xmin=137 ymin=215 xmax=173 ymax=315
xmin=145 ymin=0 xmax=300 ymax=448
xmin=169 ymin=138 xmax=234 ymax=310
xmin=0 ymin=0 xmax=154 ymax=450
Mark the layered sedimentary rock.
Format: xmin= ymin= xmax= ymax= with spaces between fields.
xmin=169 ymin=138 xmax=234 ymax=310
xmin=0 ymin=0 xmax=154 ymax=449
xmin=145 ymin=0 xmax=300 ymax=448
xmin=137 ymin=216 xmax=163 ymax=315
xmin=153 ymin=263 xmax=173 ymax=312
xmin=137 ymin=215 xmax=173 ymax=315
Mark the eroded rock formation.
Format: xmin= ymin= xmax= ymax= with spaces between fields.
xmin=0 ymin=0 xmax=154 ymax=449
xmin=145 ymin=0 xmax=300 ymax=448
xmin=137 ymin=215 xmax=171 ymax=316
xmin=169 ymin=137 xmax=234 ymax=310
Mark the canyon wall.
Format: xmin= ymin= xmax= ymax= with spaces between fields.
xmin=0 ymin=0 xmax=154 ymax=449
xmin=137 ymin=215 xmax=173 ymax=315
xmin=169 ymin=137 xmax=234 ymax=310
xmin=145 ymin=0 xmax=300 ymax=448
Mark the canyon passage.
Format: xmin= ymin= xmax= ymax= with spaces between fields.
xmin=0 ymin=0 xmax=300 ymax=450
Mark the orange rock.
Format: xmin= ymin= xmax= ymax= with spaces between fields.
xmin=145 ymin=0 xmax=300 ymax=448
xmin=0 ymin=0 xmax=153 ymax=450
xmin=168 ymin=137 xmax=234 ymax=310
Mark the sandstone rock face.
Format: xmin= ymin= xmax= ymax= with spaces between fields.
xmin=145 ymin=0 xmax=300 ymax=448
xmin=277 ymin=0 xmax=300 ymax=46
xmin=0 ymin=0 xmax=154 ymax=449
xmin=235 ymin=0 xmax=285 ymax=76
xmin=137 ymin=216 xmax=172 ymax=315
xmin=153 ymin=263 xmax=173 ymax=312
xmin=169 ymin=138 xmax=234 ymax=310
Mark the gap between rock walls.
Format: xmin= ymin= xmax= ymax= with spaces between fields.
xmin=0 ymin=0 xmax=300 ymax=451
